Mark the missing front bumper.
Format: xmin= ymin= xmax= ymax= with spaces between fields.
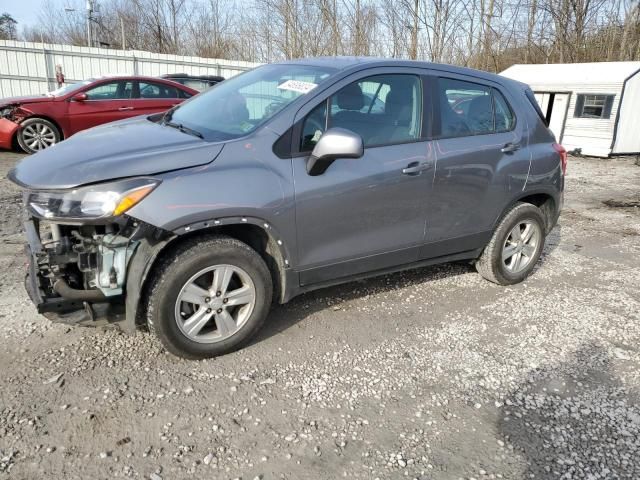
xmin=23 ymin=220 xmax=127 ymax=327
xmin=0 ymin=118 xmax=19 ymax=150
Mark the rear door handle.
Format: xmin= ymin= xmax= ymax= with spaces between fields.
xmin=402 ymin=161 xmax=433 ymax=175
xmin=501 ymin=142 xmax=521 ymax=153
xmin=118 ymin=106 xmax=134 ymax=111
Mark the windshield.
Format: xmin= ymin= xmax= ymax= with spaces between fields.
xmin=168 ymin=64 xmax=336 ymax=141
xmin=47 ymin=80 xmax=92 ymax=97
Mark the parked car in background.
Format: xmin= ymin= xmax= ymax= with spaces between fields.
xmin=0 ymin=76 xmax=197 ymax=153
xmin=160 ymin=73 xmax=225 ymax=91
xmin=9 ymin=58 xmax=565 ymax=359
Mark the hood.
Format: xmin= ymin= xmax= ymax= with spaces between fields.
xmin=9 ymin=116 xmax=224 ymax=190
xmin=0 ymin=95 xmax=52 ymax=106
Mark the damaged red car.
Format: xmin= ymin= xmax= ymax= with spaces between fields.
xmin=0 ymin=76 xmax=198 ymax=153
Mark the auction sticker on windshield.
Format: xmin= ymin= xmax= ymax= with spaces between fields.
xmin=277 ymin=80 xmax=318 ymax=94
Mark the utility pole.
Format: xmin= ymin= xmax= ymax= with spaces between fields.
xmin=86 ymin=0 xmax=94 ymax=47
xmin=120 ymin=16 xmax=126 ymax=50
xmin=333 ymin=0 xmax=338 ymax=56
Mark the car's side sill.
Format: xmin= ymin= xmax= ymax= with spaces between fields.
xmin=419 ymin=231 xmax=492 ymax=259
xmin=284 ymin=249 xmax=481 ymax=302
xmin=298 ymin=246 xmax=422 ymax=287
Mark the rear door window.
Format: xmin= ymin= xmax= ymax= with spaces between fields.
xmin=138 ymin=81 xmax=180 ymax=99
xmin=435 ymin=78 xmax=516 ymax=138
xmin=493 ymin=90 xmax=515 ymax=132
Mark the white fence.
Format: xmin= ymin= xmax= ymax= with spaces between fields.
xmin=0 ymin=40 xmax=260 ymax=97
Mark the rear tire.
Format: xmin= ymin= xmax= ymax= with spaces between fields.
xmin=146 ymin=235 xmax=272 ymax=359
xmin=17 ymin=117 xmax=61 ymax=153
xmin=476 ymin=202 xmax=546 ymax=285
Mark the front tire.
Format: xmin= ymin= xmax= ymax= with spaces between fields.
xmin=146 ymin=235 xmax=273 ymax=359
xmin=17 ymin=117 xmax=61 ymax=153
xmin=476 ymin=202 xmax=546 ymax=285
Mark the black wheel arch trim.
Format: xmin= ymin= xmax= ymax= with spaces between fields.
xmin=123 ymin=235 xmax=176 ymax=333
xmin=493 ymin=188 xmax=561 ymax=234
xmin=171 ymin=215 xmax=292 ymax=271
xmin=122 ymin=216 xmax=292 ymax=332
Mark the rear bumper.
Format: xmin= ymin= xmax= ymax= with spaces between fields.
xmin=552 ymin=189 xmax=564 ymax=230
xmin=0 ymin=118 xmax=19 ymax=150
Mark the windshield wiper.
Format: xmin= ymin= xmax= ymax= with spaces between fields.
xmin=164 ymin=120 xmax=204 ymax=139
xmin=162 ymin=104 xmax=178 ymax=123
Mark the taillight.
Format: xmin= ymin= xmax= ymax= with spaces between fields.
xmin=553 ymin=143 xmax=567 ymax=175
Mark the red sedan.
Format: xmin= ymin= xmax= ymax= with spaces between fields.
xmin=0 ymin=76 xmax=198 ymax=153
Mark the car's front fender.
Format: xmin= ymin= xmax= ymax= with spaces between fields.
xmin=126 ymin=131 xmax=298 ymax=265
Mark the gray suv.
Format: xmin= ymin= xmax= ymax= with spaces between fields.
xmin=9 ymin=58 xmax=566 ymax=359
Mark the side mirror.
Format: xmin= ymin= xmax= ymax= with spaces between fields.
xmin=72 ymin=92 xmax=88 ymax=102
xmin=306 ymin=127 xmax=364 ymax=176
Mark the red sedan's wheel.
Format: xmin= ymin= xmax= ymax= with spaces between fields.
xmin=17 ymin=118 xmax=61 ymax=153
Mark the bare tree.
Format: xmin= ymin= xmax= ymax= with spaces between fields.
xmin=9 ymin=0 xmax=640 ymax=71
xmin=620 ymin=0 xmax=640 ymax=60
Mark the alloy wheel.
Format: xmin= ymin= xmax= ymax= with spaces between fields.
xmin=174 ymin=264 xmax=256 ymax=343
xmin=502 ymin=220 xmax=541 ymax=274
xmin=21 ymin=122 xmax=57 ymax=151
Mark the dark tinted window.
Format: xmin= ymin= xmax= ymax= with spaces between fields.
xmin=139 ymin=81 xmax=180 ymax=99
xmin=493 ymin=90 xmax=515 ymax=132
xmin=300 ymin=74 xmax=422 ymax=151
xmin=436 ymin=78 xmax=517 ymax=137
xmin=85 ymin=81 xmax=133 ymax=100
xmin=437 ymin=78 xmax=494 ymax=136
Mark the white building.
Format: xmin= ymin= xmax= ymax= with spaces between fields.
xmin=501 ymin=62 xmax=640 ymax=157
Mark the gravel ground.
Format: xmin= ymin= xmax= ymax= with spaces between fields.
xmin=0 ymin=151 xmax=638 ymax=480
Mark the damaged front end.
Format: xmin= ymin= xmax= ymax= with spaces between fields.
xmin=17 ymin=177 xmax=163 ymax=328
xmin=25 ymin=217 xmax=141 ymax=325
xmin=0 ymin=105 xmax=30 ymax=150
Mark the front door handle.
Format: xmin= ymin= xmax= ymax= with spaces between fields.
xmin=402 ymin=161 xmax=432 ymax=175
xmin=118 ymin=106 xmax=134 ymax=111
xmin=501 ymin=142 xmax=521 ymax=153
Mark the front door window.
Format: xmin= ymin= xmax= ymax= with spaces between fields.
xmin=84 ymin=81 xmax=133 ymax=100
xmin=300 ymin=74 xmax=423 ymax=152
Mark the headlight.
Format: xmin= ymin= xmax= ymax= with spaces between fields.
xmin=1 ymin=106 xmax=16 ymax=118
xmin=26 ymin=177 xmax=160 ymax=221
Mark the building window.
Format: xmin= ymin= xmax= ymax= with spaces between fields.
xmin=574 ymin=94 xmax=614 ymax=119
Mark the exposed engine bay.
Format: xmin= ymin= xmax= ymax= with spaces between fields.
xmin=0 ymin=104 xmax=31 ymax=124
xmin=24 ymin=216 xmax=162 ymax=324
xmin=37 ymin=221 xmax=137 ymax=296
